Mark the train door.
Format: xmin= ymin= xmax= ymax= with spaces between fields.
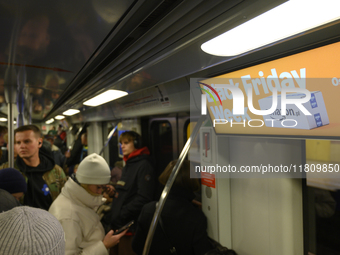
xmin=149 ymin=118 xmax=176 ymax=199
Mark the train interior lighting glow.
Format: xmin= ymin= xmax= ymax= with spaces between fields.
xmin=63 ymin=109 xmax=80 ymax=116
xmin=45 ymin=118 xmax=55 ymax=124
xmin=83 ymin=90 xmax=128 ymax=107
xmin=201 ymin=0 xmax=340 ymax=56
xmin=54 ymin=115 xmax=65 ymax=120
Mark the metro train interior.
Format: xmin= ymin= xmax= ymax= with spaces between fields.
xmin=1 ymin=0 xmax=340 ymax=254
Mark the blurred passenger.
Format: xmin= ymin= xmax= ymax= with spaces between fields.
xmin=48 ymin=125 xmax=57 ymax=135
xmin=0 ymin=206 xmax=65 ymax=255
xmin=0 ymin=125 xmax=67 ymax=210
xmin=49 ymin=153 xmax=127 ymax=255
xmin=108 ymin=131 xmax=155 ymax=255
xmin=66 ymin=129 xmax=88 ymax=175
xmin=111 ymin=160 xmax=123 ymax=185
xmin=0 ymin=125 xmax=8 ymax=147
xmin=0 ymin=189 xmax=20 ymax=212
xmin=132 ymin=160 xmax=212 ymax=255
xmin=0 ymin=126 xmax=8 ymax=164
xmin=80 ymin=132 xmax=88 ymax=160
xmin=44 ymin=134 xmax=69 ymax=167
xmin=54 ymin=124 xmax=67 ymax=151
xmin=0 ymin=167 xmax=27 ymax=201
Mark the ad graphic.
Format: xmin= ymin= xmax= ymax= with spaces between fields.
xmin=192 ymin=41 xmax=340 ymax=138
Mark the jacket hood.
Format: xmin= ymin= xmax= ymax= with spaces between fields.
xmin=16 ymin=145 xmax=55 ymax=173
xmin=61 ymin=178 xmax=104 ymax=210
xmin=123 ymin=147 xmax=150 ymax=162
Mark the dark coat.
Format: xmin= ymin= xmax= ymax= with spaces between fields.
xmin=132 ymin=187 xmax=212 ymax=255
xmin=109 ymin=151 xmax=155 ymax=230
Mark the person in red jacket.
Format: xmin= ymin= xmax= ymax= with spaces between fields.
xmin=109 ymin=131 xmax=155 ymax=255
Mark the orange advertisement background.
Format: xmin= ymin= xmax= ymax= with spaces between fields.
xmin=203 ymin=41 xmax=340 ymax=137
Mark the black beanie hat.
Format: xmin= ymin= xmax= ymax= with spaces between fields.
xmin=0 ymin=168 xmax=27 ymax=194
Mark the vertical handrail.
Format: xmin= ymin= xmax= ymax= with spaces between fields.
xmin=99 ymin=124 xmax=117 ymax=156
xmin=142 ymin=116 xmax=206 ymax=255
xmin=8 ymin=103 xmax=15 ymax=168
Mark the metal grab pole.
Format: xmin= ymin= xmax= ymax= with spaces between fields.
xmin=142 ymin=116 xmax=206 ymax=255
xmin=8 ymin=103 xmax=15 ymax=168
xmin=99 ymin=124 xmax=117 ymax=156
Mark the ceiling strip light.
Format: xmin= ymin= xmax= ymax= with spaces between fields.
xmin=83 ymin=90 xmax=128 ymax=107
xmin=201 ymin=0 xmax=340 ymax=56
xmin=45 ymin=118 xmax=54 ymax=124
xmin=63 ymin=109 xmax=80 ymax=116
xmin=55 ymin=115 xmax=65 ymax=120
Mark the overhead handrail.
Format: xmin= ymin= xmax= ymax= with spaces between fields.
xmin=142 ymin=115 xmax=206 ymax=255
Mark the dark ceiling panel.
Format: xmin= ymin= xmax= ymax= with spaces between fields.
xmin=0 ymin=0 xmax=134 ymax=120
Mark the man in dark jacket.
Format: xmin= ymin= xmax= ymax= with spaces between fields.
xmin=109 ymin=131 xmax=155 ymax=255
xmin=132 ymin=160 xmax=212 ymax=255
xmin=0 ymin=125 xmax=66 ymax=210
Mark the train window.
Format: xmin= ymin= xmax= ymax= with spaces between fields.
xmin=305 ymin=139 xmax=340 ymax=254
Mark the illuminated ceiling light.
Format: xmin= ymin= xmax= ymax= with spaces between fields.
xmin=83 ymin=90 xmax=128 ymax=107
xmin=63 ymin=109 xmax=80 ymax=116
xmin=201 ymin=0 xmax=340 ymax=56
xmin=45 ymin=118 xmax=54 ymax=124
xmin=55 ymin=115 xmax=65 ymax=120
xmin=0 ymin=118 xmax=7 ymax=122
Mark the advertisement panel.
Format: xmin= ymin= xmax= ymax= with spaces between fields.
xmin=196 ymin=41 xmax=340 ymax=138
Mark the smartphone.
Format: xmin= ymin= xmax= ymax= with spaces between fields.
xmin=112 ymin=220 xmax=134 ymax=235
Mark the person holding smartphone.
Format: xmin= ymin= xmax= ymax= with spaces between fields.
xmin=49 ymin=153 xmax=127 ymax=255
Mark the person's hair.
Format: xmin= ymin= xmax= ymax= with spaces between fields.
xmin=0 ymin=126 xmax=8 ymax=135
xmin=14 ymin=125 xmax=42 ymax=138
xmin=159 ymin=160 xmax=200 ymax=192
xmin=119 ymin=131 xmax=140 ymax=144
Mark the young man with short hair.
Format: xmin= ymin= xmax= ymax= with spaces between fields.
xmin=0 ymin=125 xmax=66 ymax=210
xmin=109 ymin=131 xmax=155 ymax=255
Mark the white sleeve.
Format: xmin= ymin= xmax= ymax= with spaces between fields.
xmin=60 ymin=219 xmax=108 ymax=255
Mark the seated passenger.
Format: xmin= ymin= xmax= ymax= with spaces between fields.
xmin=49 ymin=153 xmax=127 ymax=255
xmin=0 ymin=167 xmax=27 ymax=201
xmin=132 ymin=160 xmax=212 ymax=255
xmin=0 ymin=206 xmax=65 ymax=255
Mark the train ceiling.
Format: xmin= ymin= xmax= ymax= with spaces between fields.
xmin=2 ymin=0 xmax=340 ymax=123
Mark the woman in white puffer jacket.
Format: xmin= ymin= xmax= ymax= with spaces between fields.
xmin=49 ymin=153 xmax=127 ymax=255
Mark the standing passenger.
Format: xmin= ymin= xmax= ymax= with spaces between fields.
xmin=49 ymin=153 xmax=126 ymax=255
xmin=132 ymin=160 xmax=212 ymax=255
xmin=109 ymin=131 xmax=155 ymax=255
xmin=0 ymin=125 xmax=66 ymax=210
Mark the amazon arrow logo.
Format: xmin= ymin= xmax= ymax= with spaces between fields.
xmin=197 ymin=82 xmax=222 ymax=115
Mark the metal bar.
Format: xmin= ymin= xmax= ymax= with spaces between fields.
xmin=99 ymin=124 xmax=117 ymax=156
xmin=142 ymin=115 xmax=206 ymax=255
xmin=8 ymin=103 xmax=15 ymax=168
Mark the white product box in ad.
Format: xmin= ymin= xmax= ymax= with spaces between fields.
xmin=258 ymin=91 xmax=329 ymax=129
